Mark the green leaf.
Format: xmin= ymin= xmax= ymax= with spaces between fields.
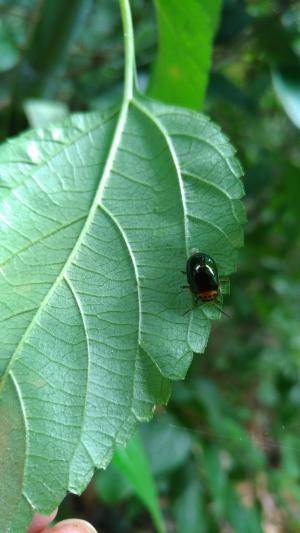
xmin=148 ymin=0 xmax=222 ymax=110
xmin=24 ymin=99 xmax=69 ymax=128
xmin=94 ymin=463 xmax=133 ymax=504
xmin=0 ymin=21 xmax=19 ymax=72
xmin=140 ymin=413 xmax=193 ymax=476
xmin=272 ymin=67 xmax=300 ymax=129
xmin=113 ymin=432 xmax=165 ymax=533
xmin=202 ymin=444 xmax=227 ymax=518
xmin=173 ymin=478 xmax=207 ymax=533
xmin=0 ymin=90 xmax=244 ymax=530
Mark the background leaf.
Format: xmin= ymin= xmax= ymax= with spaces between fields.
xmin=94 ymin=461 xmax=133 ymax=504
xmin=112 ymin=432 xmax=165 ymax=533
xmin=148 ymin=0 xmax=222 ymax=110
xmin=140 ymin=412 xmax=193 ymax=476
xmin=0 ymin=21 xmax=19 ymax=72
xmin=272 ymin=68 xmax=300 ymax=130
xmin=0 ymin=91 xmax=244 ymax=531
xmin=24 ymin=98 xmax=69 ymax=128
xmin=172 ymin=478 xmax=206 ymax=533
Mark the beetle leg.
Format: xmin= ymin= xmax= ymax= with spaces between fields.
xmin=215 ymin=302 xmax=232 ymax=318
xmin=180 ymin=285 xmax=190 ymax=289
xmin=181 ymin=270 xmax=187 ymax=275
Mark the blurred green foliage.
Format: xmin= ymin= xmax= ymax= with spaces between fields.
xmin=1 ymin=0 xmax=300 ymax=531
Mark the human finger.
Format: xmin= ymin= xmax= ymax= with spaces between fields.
xmin=42 ymin=518 xmax=97 ymax=533
xmin=26 ymin=509 xmax=58 ymax=533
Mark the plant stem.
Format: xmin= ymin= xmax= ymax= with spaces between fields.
xmin=119 ymin=0 xmax=135 ymax=102
xmin=26 ymin=0 xmax=92 ymax=91
xmin=6 ymin=0 xmax=91 ymax=136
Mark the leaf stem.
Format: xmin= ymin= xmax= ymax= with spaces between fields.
xmin=119 ymin=0 xmax=135 ymax=101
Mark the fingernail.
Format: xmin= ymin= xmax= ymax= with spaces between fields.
xmin=52 ymin=519 xmax=98 ymax=533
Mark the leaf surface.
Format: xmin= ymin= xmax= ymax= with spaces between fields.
xmin=148 ymin=0 xmax=222 ymax=110
xmin=0 ymin=93 xmax=244 ymax=531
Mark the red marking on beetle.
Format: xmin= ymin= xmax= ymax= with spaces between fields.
xmin=198 ymin=290 xmax=218 ymax=301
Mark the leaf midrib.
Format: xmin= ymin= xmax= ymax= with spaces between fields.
xmin=0 ymin=100 xmax=130 ymax=395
